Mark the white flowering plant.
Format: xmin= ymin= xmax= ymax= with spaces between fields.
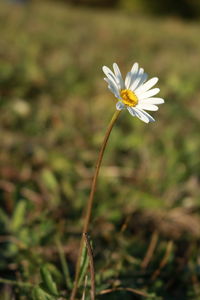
xmin=103 ymin=62 xmax=164 ymax=123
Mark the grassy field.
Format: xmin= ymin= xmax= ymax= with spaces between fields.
xmin=0 ymin=2 xmax=200 ymax=299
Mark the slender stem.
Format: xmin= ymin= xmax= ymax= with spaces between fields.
xmin=70 ymin=110 xmax=121 ymax=300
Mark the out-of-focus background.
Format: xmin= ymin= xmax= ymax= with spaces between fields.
xmin=0 ymin=0 xmax=200 ymax=299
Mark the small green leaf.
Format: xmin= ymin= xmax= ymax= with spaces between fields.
xmin=40 ymin=265 xmax=59 ymax=296
xmin=10 ymin=200 xmax=26 ymax=232
xmin=41 ymin=169 xmax=58 ymax=192
xmin=32 ymin=286 xmax=55 ymax=300
xmin=0 ymin=208 xmax=9 ymax=227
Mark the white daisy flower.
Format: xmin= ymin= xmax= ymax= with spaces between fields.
xmin=102 ymin=62 xmax=164 ymax=123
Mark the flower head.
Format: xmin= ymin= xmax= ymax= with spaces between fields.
xmin=103 ymin=62 xmax=164 ymax=123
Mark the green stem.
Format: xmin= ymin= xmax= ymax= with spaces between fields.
xmin=70 ymin=110 xmax=121 ymax=300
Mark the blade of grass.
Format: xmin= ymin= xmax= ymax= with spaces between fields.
xmin=84 ymin=233 xmax=95 ymax=300
xmin=55 ymin=236 xmax=73 ymax=289
xmin=0 ymin=278 xmax=33 ymax=288
xmin=78 ymin=243 xmax=89 ymax=287
xmin=81 ymin=275 xmax=88 ymax=300
xmin=151 ymin=240 xmax=173 ymax=281
xmin=98 ymin=287 xmax=151 ymax=297
xmin=141 ymin=231 xmax=158 ymax=269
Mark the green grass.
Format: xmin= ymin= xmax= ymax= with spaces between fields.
xmin=0 ymin=2 xmax=200 ymax=299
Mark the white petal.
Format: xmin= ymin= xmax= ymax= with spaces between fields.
xmin=139 ymin=97 xmax=164 ymax=105
xmin=104 ymin=77 xmax=120 ymax=98
xmin=138 ymin=88 xmax=160 ymax=99
xmin=125 ymin=72 xmax=132 ymax=89
xmin=104 ymin=80 xmax=119 ymax=98
xmin=137 ymin=103 xmax=158 ymax=111
xmin=129 ymin=68 xmax=148 ymax=92
xmin=126 ymin=102 xmax=155 ymax=123
xmin=127 ymin=106 xmax=137 ymax=117
xmin=130 ymin=62 xmax=139 ymax=73
xmin=108 ymin=86 xmax=120 ymax=98
xmin=133 ymin=107 xmax=150 ymax=123
xmin=102 ymin=66 xmax=118 ymax=85
xmin=137 ymin=72 xmax=148 ymax=88
xmin=116 ymin=101 xmax=125 ymax=110
xmin=130 ymin=72 xmax=148 ymax=92
xmin=135 ymin=77 xmax=158 ymax=94
xmin=135 ymin=108 xmax=155 ymax=123
xmin=113 ymin=63 xmax=124 ymax=89
xmin=125 ymin=62 xmax=139 ymax=89
xmin=104 ymin=75 xmax=119 ymax=89
xmin=130 ymin=68 xmax=144 ymax=91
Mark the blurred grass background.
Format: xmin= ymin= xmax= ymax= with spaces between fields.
xmin=0 ymin=1 xmax=200 ymax=299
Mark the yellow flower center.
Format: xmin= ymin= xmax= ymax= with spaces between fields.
xmin=120 ymin=89 xmax=138 ymax=107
